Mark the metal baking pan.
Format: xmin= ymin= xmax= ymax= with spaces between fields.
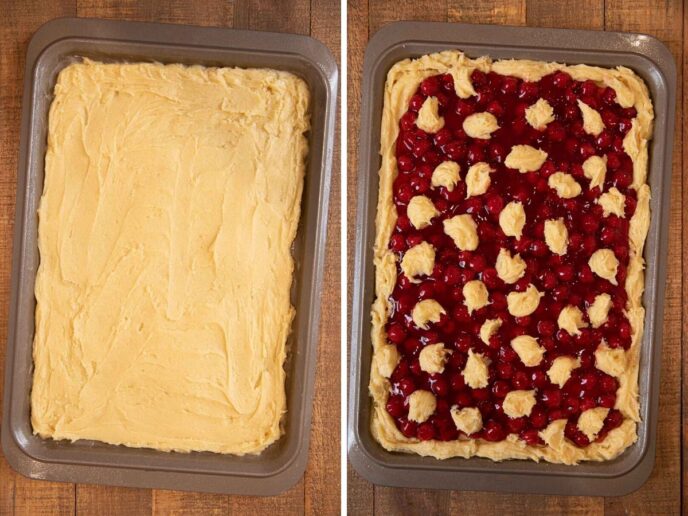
xmin=2 ymin=17 xmax=337 ymax=496
xmin=349 ymin=21 xmax=675 ymax=496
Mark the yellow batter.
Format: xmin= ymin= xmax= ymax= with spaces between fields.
xmin=31 ymin=60 xmax=310 ymax=455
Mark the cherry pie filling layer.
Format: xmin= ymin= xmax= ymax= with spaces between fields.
xmin=384 ymin=69 xmax=640 ymax=448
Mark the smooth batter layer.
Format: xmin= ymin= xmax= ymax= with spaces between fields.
xmin=370 ymin=51 xmax=653 ymax=464
xmin=31 ymin=60 xmax=310 ymax=455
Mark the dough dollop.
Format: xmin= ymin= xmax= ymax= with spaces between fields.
xmin=525 ymin=98 xmax=555 ymax=130
xmin=411 ymin=299 xmax=445 ymax=329
xmin=465 ymin=162 xmax=494 ymax=198
xmin=480 ymin=318 xmax=502 ymax=345
xmin=462 ymin=349 xmax=489 ymax=389
xmin=401 ymin=242 xmax=436 ymax=283
xmin=419 ymin=343 xmax=450 ymax=374
xmin=407 ymin=195 xmax=439 ymax=229
xmin=557 ymin=305 xmax=588 ymax=336
xmin=510 ymin=335 xmax=545 ymax=367
xmin=587 ymin=293 xmax=612 ymax=328
xmin=577 ymin=407 xmax=610 ymax=440
xmin=495 ymin=248 xmax=526 ymax=284
xmin=451 ymin=406 xmax=483 ymax=434
xmin=416 ymin=96 xmax=444 ymax=133
xmin=598 ymin=187 xmax=626 ymax=218
xmin=463 ymin=279 xmax=490 ymax=314
xmin=443 ymin=214 xmax=479 ymax=251
xmin=408 ymin=390 xmax=437 ymax=423
xmin=547 ymin=356 xmax=580 ymax=388
xmin=507 ymin=284 xmax=543 ymax=317
xmin=450 ymin=67 xmax=477 ymax=99
xmin=548 ymin=172 xmax=582 ymax=198
xmin=577 ymin=99 xmax=604 ymax=136
xmin=504 ymin=145 xmax=548 ymax=173
xmin=582 ymin=155 xmax=607 ymax=190
xmin=595 ymin=343 xmax=626 ymax=378
xmin=431 ymin=161 xmax=461 ymax=191
xmin=499 ymin=201 xmax=526 ymax=240
xmin=503 ymin=390 xmax=536 ymax=418
xmin=544 ymin=218 xmax=569 ymax=255
xmin=376 ymin=344 xmax=400 ymax=378
xmin=463 ymin=112 xmax=499 ymax=139
xmin=589 ymin=249 xmax=619 ymax=285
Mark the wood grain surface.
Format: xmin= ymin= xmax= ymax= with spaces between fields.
xmin=0 ymin=1 xmax=340 ymax=515
xmin=346 ymin=0 xmax=684 ymax=514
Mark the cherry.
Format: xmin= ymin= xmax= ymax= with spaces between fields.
xmin=541 ymin=389 xmax=562 ymax=409
xmin=387 ymin=322 xmax=407 ymax=343
xmin=399 ymin=418 xmax=417 ymax=437
xmin=409 ymin=94 xmax=425 ymax=111
xmin=386 ymin=396 xmax=406 ymax=418
xmin=417 ymin=421 xmax=436 ymax=440
xmin=483 ymin=420 xmax=506 ymax=442
xmin=420 ymin=76 xmax=440 ymax=96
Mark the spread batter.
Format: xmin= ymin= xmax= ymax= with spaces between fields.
xmin=31 ymin=60 xmax=310 ymax=455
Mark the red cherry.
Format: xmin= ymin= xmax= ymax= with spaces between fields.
xmin=518 ymin=82 xmax=538 ymax=100
xmin=399 ymin=418 xmax=417 ymax=437
xmin=521 ymin=429 xmax=542 ymax=445
xmin=537 ymin=320 xmax=556 ymax=337
xmin=556 ymin=265 xmax=574 ymax=282
xmin=409 ymin=94 xmax=425 ymax=111
xmin=541 ymin=389 xmax=562 ymax=408
xmin=397 ymin=377 xmax=416 ymax=397
xmin=598 ymin=394 xmax=616 ymax=408
xmin=386 ymin=396 xmax=406 ymax=417
xmin=420 ymin=76 xmax=440 ymax=96
xmin=444 ymin=141 xmax=467 ymax=161
xmin=472 ymin=388 xmax=490 ymax=401
xmin=492 ymin=380 xmax=510 ymax=398
xmin=497 ymin=362 xmax=514 ymax=379
xmin=501 ymin=76 xmax=519 ymax=95
xmin=387 ymin=322 xmax=407 ymax=343
xmin=483 ymin=420 xmax=506 ymax=442
xmin=417 ymin=421 xmax=436 ymax=440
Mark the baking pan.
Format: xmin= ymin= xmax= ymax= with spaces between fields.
xmin=349 ymin=21 xmax=675 ymax=496
xmin=2 ymin=17 xmax=337 ymax=496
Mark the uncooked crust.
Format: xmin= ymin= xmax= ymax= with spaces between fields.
xmin=31 ymin=60 xmax=310 ymax=455
xmin=370 ymin=50 xmax=652 ymax=464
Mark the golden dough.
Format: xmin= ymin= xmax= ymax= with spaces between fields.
xmin=31 ymin=60 xmax=310 ymax=455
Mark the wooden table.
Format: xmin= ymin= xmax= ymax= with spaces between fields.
xmin=0 ymin=1 xmax=340 ymax=514
xmin=347 ymin=0 xmax=683 ymax=514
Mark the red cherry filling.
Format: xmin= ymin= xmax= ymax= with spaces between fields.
xmin=386 ymin=69 xmax=636 ymax=448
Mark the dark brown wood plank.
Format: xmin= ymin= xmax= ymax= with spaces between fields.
xmin=307 ymin=1 xmax=341 ymax=514
xmin=683 ymin=1 xmax=688 ymax=513
xmin=346 ymin=2 xmax=374 ymax=514
xmin=77 ymin=0 xmax=234 ymax=26
xmin=526 ymin=0 xmax=603 ymax=30
xmin=0 ymin=0 xmax=77 ymax=512
xmin=604 ymin=1 xmax=683 ymax=513
xmin=76 ymin=484 xmax=151 ymax=516
xmin=368 ymin=0 xmax=447 ymax=34
xmin=233 ymin=0 xmax=310 ymax=35
xmin=151 ymin=490 xmax=228 ymax=515
xmin=448 ymin=0 xmax=525 ymax=26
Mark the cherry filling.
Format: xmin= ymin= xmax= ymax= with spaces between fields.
xmin=386 ymin=69 xmax=635 ymax=446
